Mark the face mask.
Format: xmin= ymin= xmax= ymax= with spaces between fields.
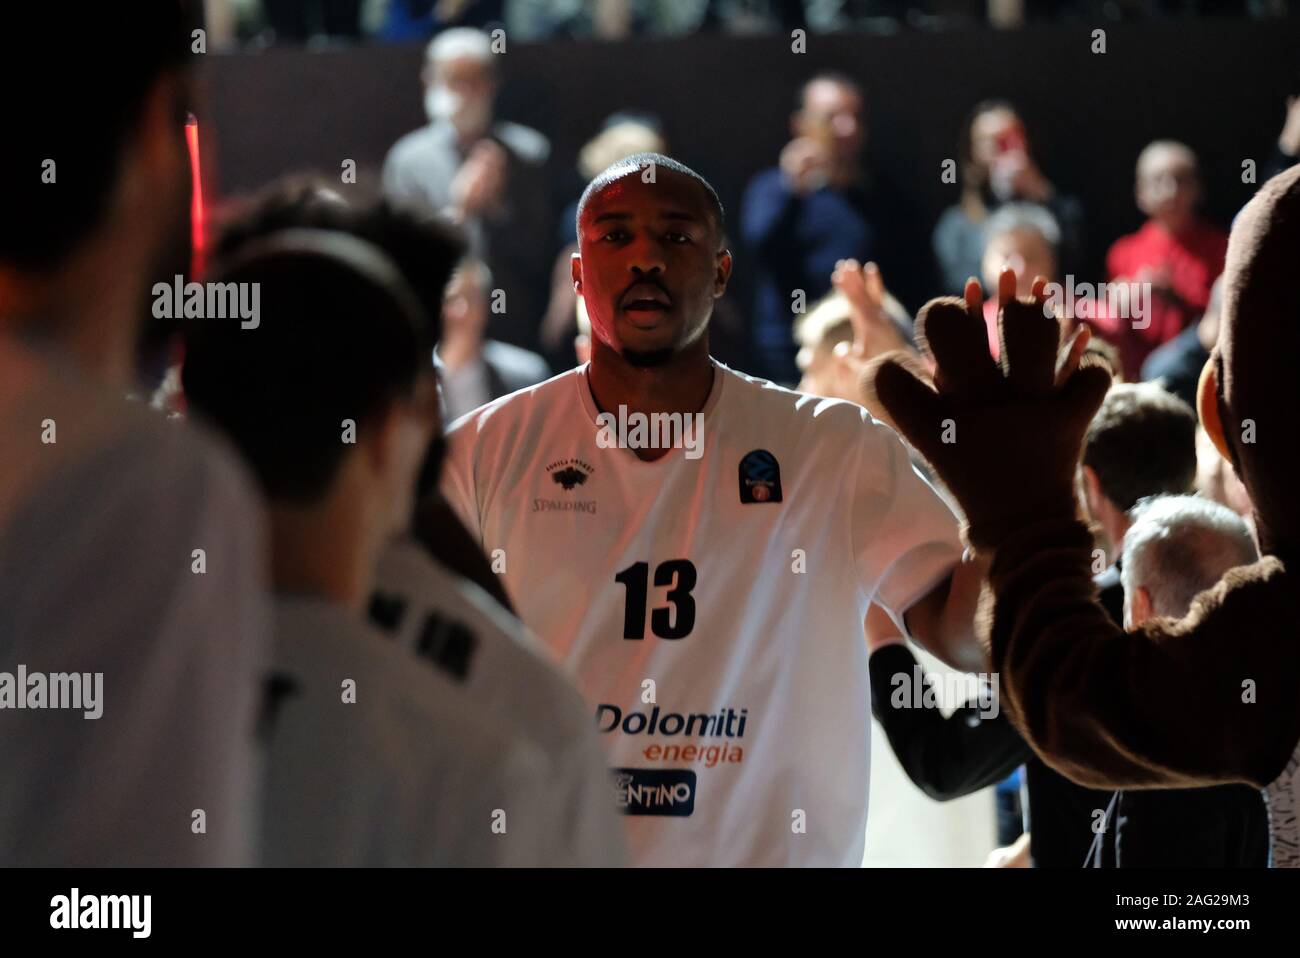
xmin=424 ymin=85 xmax=491 ymax=135
xmin=424 ymin=85 xmax=458 ymax=123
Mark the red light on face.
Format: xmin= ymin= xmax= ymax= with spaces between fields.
xmin=186 ymin=113 xmax=205 ymax=277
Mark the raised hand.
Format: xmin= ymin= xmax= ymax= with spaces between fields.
xmin=866 ymin=269 xmax=1111 ymax=551
xmin=779 ymin=137 xmax=831 ymax=195
xmin=451 ymin=139 xmax=507 ymax=219
xmin=832 ymin=260 xmax=900 ymax=356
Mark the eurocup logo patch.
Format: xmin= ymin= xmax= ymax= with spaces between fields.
xmin=738 ymin=449 xmax=782 ymax=504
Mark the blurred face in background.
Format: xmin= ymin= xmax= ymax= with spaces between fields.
xmin=795 ymin=79 xmax=865 ymax=168
xmin=982 ymin=226 xmax=1055 ymax=297
xmin=1136 ymin=143 xmax=1200 ymax=232
xmin=971 ymin=106 xmax=1026 ymax=171
xmin=424 ymin=55 xmax=495 ymax=138
xmin=579 ymin=122 xmax=667 ymax=181
xmin=441 ymin=263 xmax=489 ymax=344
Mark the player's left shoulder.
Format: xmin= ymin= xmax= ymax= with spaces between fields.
xmin=717 ymin=363 xmax=880 ymax=441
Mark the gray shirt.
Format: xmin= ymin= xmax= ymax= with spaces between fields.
xmin=383 ymin=120 xmax=553 ymax=348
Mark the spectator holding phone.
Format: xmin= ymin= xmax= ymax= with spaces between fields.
xmin=933 ymin=101 xmax=1085 ymax=296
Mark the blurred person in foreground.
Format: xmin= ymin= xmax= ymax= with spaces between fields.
xmin=0 ymin=5 xmax=270 ymax=866
xmin=185 ymin=194 xmax=622 ymax=865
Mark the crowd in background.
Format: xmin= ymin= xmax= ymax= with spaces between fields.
xmin=363 ymin=26 xmax=1300 ymax=405
xmin=200 ymin=0 xmax=1299 ymax=47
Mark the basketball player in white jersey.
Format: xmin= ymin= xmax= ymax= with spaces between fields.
xmin=441 ymin=153 xmax=986 ymax=866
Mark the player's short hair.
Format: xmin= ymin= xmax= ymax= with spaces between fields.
xmin=1121 ymin=495 xmax=1257 ymax=618
xmin=0 ymin=4 xmax=194 ymax=268
xmin=185 ymin=195 xmax=463 ymax=504
xmin=576 ymin=152 xmax=725 ymax=242
xmin=1083 ymin=382 xmax=1198 ymax=512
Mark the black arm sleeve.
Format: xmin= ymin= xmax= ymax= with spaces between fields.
xmin=869 ymin=643 xmax=1030 ymax=801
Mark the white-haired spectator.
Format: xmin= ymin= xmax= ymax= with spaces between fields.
xmin=383 ymin=27 xmax=551 ymax=350
xmin=977 ymin=202 xmax=1061 ymax=357
xmin=1109 ymin=494 xmax=1267 ymax=868
xmin=980 ymin=202 xmax=1060 ymax=295
xmin=1122 ymin=494 xmax=1258 ymax=628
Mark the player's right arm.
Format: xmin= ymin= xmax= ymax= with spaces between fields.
xmin=868 ymin=607 xmax=1028 ymax=801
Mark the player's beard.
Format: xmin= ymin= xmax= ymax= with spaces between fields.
xmin=622 ymin=346 xmax=675 ymax=368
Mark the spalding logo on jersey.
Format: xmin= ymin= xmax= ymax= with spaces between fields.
xmin=738 ymin=449 xmax=782 ymax=504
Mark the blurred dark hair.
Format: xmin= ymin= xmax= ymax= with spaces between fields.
xmin=1083 ymin=382 xmax=1198 ymax=512
xmin=0 ymin=3 xmax=195 ymax=268
xmin=958 ymin=98 xmax=1018 ymax=197
xmin=184 ymin=185 xmax=464 ymax=504
xmin=213 ymin=176 xmax=464 ymax=342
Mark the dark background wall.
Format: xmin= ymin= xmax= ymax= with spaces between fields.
xmin=200 ymin=21 xmax=1300 ymax=342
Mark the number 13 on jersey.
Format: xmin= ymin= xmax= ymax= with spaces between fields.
xmin=614 ymin=559 xmax=698 ymax=640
